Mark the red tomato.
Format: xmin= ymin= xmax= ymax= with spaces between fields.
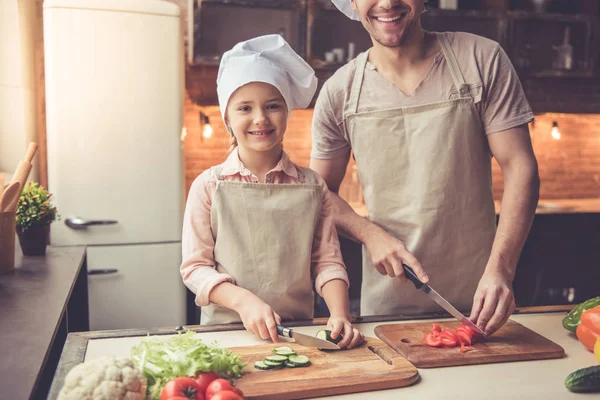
xmin=160 ymin=377 xmax=204 ymax=400
xmin=456 ymin=330 xmax=472 ymax=346
xmin=206 ymin=379 xmax=236 ymax=400
xmin=209 ymin=391 xmax=243 ymax=400
xmin=424 ymin=332 xmax=443 ymax=347
xmin=194 ymin=372 xmax=220 ymax=395
xmin=440 ymin=328 xmax=458 ymax=348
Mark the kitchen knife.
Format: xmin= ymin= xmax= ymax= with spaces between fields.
xmin=276 ymin=325 xmax=340 ymax=350
xmin=402 ymin=264 xmax=487 ymax=337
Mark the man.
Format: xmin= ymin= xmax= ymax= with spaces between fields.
xmin=310 ymin=0 xmax=540 ymax=335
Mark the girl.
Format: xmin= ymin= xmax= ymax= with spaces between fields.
xmin=181 ymin=34 xmax=363 ymax=349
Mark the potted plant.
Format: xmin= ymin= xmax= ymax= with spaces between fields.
xmin=16 ymin=182 xmax=59 ymax=256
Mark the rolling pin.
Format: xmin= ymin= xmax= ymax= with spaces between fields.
xmin=0 ymin=173 xmax=4 ymax=198
xmin=6 ymin=142 xmax=38 ymax=211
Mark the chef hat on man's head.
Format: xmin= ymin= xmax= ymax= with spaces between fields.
xmin=217 ymin=34 xmax=318 ymax=120
xmin=331 ymin=0 xmax=360 ymax=21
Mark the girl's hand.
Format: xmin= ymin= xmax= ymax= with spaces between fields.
xmin=327 ymin=314 xmax=364 ymax=350
xmin=235 ymin=293 xmax=281 ymax=342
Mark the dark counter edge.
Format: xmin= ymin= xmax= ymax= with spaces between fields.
xmin=23 ymin=246 xmax=89 ymax=400
xmin=47 ymin=304 xmax=573 ymax=399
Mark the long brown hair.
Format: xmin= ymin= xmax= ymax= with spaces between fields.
xmin=227 ymin=125 xmax=238 ymax=152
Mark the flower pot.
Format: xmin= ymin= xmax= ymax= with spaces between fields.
xmin=17 ymin=223 xmax=50 ymax=256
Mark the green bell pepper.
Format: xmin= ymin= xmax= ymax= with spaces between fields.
xmin=563 ymin=296 xmax=600 ymax=333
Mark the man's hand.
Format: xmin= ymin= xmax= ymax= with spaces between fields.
xmin=364 ymin=226 xmax=429 ymax=284
xmin=469 ymin=268 xmax=516 ymax=335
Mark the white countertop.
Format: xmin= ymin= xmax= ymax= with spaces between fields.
xmin=84 ymin=312 xmax=598 ymax=399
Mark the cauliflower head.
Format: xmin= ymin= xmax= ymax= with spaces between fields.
xmin=58 ymin=356 xmax=147 ymax=400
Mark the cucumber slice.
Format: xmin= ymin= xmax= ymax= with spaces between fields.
xmin=264 ymin=359 xmax=285 ymax=367
xmin=315 ymin=329 xmax=342 ymax=345
xmin=284 ymin=361 xmax=299 ymax=368
xmin=273 ymin=346 xmax=296 ymax=356
xmin=254 ymin=361 xmax=274 ymax=370
xmin=287 ymin=355 xmax=310 ymax=366
xmin=265 ymin=355 xmax=289 ymax=363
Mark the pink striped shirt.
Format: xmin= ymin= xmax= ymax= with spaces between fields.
xmin=181 ymin=148 xmax=349 ymax=307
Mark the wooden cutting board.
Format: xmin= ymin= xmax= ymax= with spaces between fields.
xmin=374 ymin=319 xmax=565 ymax=368
xmin=229 ymin=337 xmax=419 ymax=400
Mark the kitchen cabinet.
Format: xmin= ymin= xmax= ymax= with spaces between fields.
xmin=187 ymin=1 xmax=599 ymax=106
xmin=47 ymin=307 xmax=596 ymax=399
xmin=0 ymin=246 xmax=88 ymax=400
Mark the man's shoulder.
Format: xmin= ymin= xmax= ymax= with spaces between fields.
xmin=444 ymin=31 xmax=501 ymax=56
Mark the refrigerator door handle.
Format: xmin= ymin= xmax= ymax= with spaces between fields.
xmin=65 ymin=217 xmax=118 ymax=230
xmin=88 ymin=269 xmax=119 ymax=275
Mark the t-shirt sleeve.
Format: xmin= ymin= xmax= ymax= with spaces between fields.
xmin=310 ymin=82 xmax=351 ymax=159
xmin=481 ymin=45 xmax=535 ymax=134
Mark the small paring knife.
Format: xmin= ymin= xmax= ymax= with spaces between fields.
xmin=402 ymin=264 xmax=488 ymax=337
xmin=276 ymin=325 xmax=340 ymax=350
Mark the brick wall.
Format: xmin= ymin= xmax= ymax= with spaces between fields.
xmin=184 ymin=95 xmax=600 ymax=202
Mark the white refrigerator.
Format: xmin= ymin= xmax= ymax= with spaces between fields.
xmin=43 ymin=0 xmax=187 ymax=330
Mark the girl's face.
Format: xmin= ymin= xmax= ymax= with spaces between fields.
xmin=226 ymin=82 xmax=288 ymax=154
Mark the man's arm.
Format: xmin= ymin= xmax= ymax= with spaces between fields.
xmin=470 ymin=123 xmax=540 ymax=334
xmin=311 ymin=155 xmax=430 ymax=283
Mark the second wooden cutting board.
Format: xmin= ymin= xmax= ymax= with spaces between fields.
xmin=229 ymin=337 xmax=419 ymax=400
xmin=374 ymin=319 xmax=565 ymax=368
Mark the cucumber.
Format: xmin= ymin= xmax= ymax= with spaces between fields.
xmin=565 ymin=365 xmax=600 ymax=393
xmin=287 ymin=355 xmax=310 ymax=367
xmin=273 ymin=346 xmax=296 ymax=356
xmin=264 ymin=359 xmax=285 ymax=367
xmin=254 ymin=361 xmax=274 ymax=370
xmin=316 ymin=329 xmax=342 ymax=345
xmin=265 ymin=355 xmax=289 ymax=363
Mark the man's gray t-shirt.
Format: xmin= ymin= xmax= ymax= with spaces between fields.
xmin=311 ymin=32 xmax=535 ymax=160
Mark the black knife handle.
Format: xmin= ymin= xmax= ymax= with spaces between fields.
xmin=402 ymin=264 xmax=424 ymax=289
xmin=276 ymin=325 xmax=290 ymax=338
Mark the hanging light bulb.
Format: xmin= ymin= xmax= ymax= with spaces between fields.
xmin=199 ymin=112 xmax=213 ymax=139
xmin=203 ymin=123 xmax=213 ymax=139
xmin=551 ymin=121 xmax=561 ymax=140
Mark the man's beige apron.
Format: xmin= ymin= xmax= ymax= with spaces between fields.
xmin=346 ymin=33 xmax=497 ymax=316
xmin=201 ymin=166 xmax=323 ymax=325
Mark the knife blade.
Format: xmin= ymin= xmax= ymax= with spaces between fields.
xmin=276 ymin=325 xmax=340 ymax=350
xmin=402 ymin=264 xmax=487 ymax=337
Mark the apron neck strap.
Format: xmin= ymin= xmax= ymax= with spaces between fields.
xmin=437 ymin=32 xmax=467 ymax=91
xmin=348 ymin=50 xmax=370 ymax=114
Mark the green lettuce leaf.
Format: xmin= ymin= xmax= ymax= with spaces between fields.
xmin=131 ymin=331 xmax=246 ymax=399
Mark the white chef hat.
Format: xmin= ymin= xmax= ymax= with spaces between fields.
xmin=331 ymin=0 xmax=360 ymax=21
xmin=217 ymin=34 xmax=318 ymax=120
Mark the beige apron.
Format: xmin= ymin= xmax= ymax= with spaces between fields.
xmin=346 ymin=33 xmax=497 ymax=316
xmin=201 ymin=166 xmax=323 ymax=325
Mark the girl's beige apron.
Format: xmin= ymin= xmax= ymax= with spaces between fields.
xmin=346 ymin=33 xmax=497 ymax=316
xmin=201 ymin=167 xmax=323 ymax=325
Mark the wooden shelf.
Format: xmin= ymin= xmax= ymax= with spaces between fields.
xmin=186 ymin=1 xmax=599 ymax=105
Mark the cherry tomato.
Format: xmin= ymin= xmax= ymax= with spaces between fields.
xmin=209 ymin=391 xmax=244 ymax=400
xmin=194 ymin=372 xmax=220 ymax=396
xmin=160 ymin=377 xmax=204 ymax=400
xmin=206 ymin=379 xmax=243 ymax=400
